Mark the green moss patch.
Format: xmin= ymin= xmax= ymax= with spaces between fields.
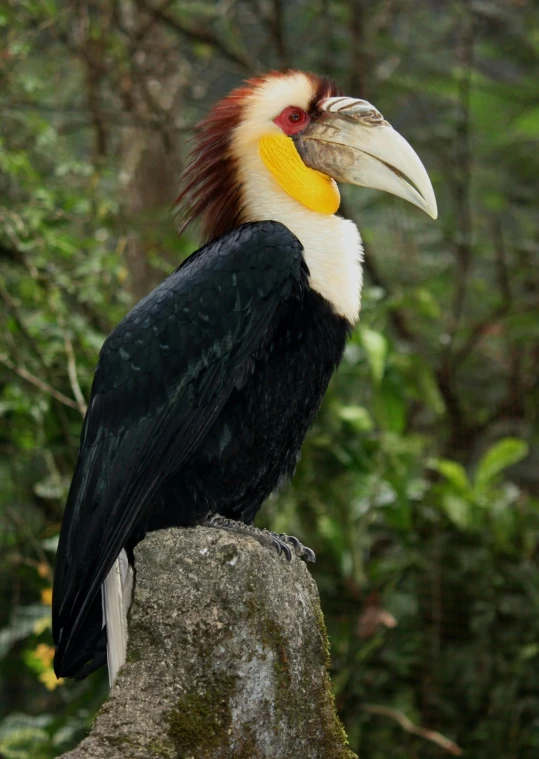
xmin=165 ymin=672 xmax=237 ymax=757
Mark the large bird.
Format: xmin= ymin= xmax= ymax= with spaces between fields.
xmin=52 ymin=70 xmax=437 ymax=684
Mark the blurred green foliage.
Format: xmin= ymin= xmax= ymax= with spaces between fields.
xmin=1 ymin=0 xmax=538 ymax=757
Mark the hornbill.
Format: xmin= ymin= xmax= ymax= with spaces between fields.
xmin=52 ymin=70 xmax=437 ymax=684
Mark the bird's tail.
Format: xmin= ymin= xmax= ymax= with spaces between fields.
xmin=102 ymin=550 xmax=134 ymax=687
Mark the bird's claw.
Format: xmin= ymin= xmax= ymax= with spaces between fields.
xmin=203 ymin=515 xmax=315 ymax=563
xmin=259 ymin=529 xmax=315 ymax=562
xmin=278 ymin=532 xmax=315 ymax=562
xmin=281 ymin=533 xmax=301 ymax=549
xmin=272 ymin=535 xmax=292 ymax=561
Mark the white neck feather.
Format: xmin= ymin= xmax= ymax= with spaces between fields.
xmin=238 ymin=149 xmax=363 ymax=324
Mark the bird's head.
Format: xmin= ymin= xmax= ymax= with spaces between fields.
xmin=176 ymin=70 xmax=437 ymax=243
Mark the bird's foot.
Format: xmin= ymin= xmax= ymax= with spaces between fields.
xmin=202 ymin=514 xmax=315 ymax=563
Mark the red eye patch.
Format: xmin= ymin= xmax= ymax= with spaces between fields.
xmin=274 ymin=106 xmax=310 ymax=136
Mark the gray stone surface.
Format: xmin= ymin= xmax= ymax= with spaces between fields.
xmin=60 ymin=526 xmax=357 ymax=759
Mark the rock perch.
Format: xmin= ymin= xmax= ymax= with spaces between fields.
xmin=59 ymin=526 xmax=358 ymax=759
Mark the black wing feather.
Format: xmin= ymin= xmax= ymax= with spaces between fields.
xmin=53 ymin=221 xmax=306 ymax=677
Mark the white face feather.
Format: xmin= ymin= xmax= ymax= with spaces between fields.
xmin=231 ymin=72 xmax=363 ymax=325
xmin=234 ymin=71 xmax=314 ymax=144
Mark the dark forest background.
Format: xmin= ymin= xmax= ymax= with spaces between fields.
xmin=1 ymin=0 xmax=538 ymax=757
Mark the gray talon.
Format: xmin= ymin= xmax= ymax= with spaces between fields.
xmin=281 ymin=533 xmax=300 ymax=549
xmin=271 ymin=537 xmax=282 ymax=555
xmin=279 ymin=540 xmax=293 ymax=562
xmin=203 ymin=515 xmax=314 ymax=563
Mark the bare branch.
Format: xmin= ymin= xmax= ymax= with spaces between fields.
xmin=136 ymin=0 xmax=256 ymax=74
xmin=63 ymin=331 xmax=88 ymax=416
xmin=362 ymin=704 xmax=462 ymax=756
xmin=348 ymin=0 xmax=368 ymax=98
xmin=5 ymin=505 xmax=54 ymax=572
xmin=0 ymin=353 xmax=81 ymax=411
xmin=450 ymin=7 xmax=475 ymax=328
xmin=452 ymin=221 xmax=512 ymax=369
xmin=268 ymin=0 xmax=288 ymax=66
xmin=0 ymin=285 xmax=78 ymax=458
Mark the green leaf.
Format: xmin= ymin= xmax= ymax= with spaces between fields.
xmin=442 ymin=494 xmax=472 ymax=530
xmin=373 ymin=376 xmax=406 ymax=434
xmin=416 ymin=363 xmax=446 ymax=416
xmin=514 ymin=107 xmax=539 ymax=136
xmin=430 ymin=459 xmax=470 ymax=493
xmin=317 ymin=514 xmax=348 ymax=556
xmin=382 ymin=498 xmax=412 ymax=532
xmin=519 ymin=644 xmax=539 ymax=661
xmin=359 ymin=327 xmax=387 ymax=384
xmin=338 ymin=405 xmax=374 ymax=432
xmin=490 ymin=500 xmax=518 ymax=553
xmin=0 ymin=713 xmax=53 ymax=759
xmin=475 ymin=438 xmax=529 ymax=489
xmin=414 ymin=288 xmax=441 ymax=319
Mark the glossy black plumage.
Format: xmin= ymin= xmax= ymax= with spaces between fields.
xmin=52 ymin=220 xmax=350 ymax=679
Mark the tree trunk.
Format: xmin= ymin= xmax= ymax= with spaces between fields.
xmin=60 ymin=526 xmax=358 ymax=759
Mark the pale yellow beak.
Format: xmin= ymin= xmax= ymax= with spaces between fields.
xmin=295 ymin=96 xmax=438 ymax=219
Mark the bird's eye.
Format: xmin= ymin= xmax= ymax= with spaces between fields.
xmin=274 ymin=106 xmax=310 ymax=136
